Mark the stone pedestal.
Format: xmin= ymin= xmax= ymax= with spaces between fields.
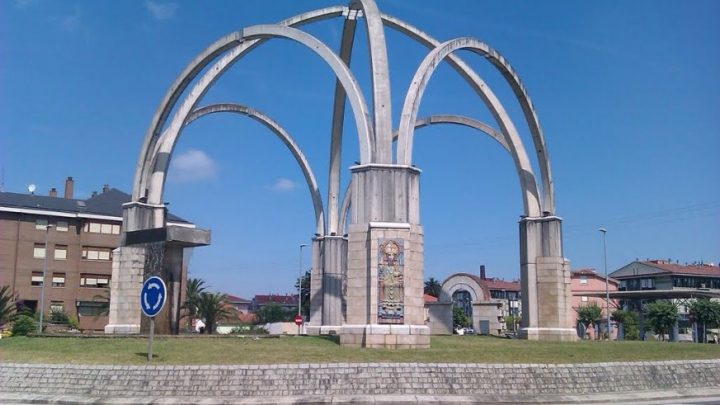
xmin=518 ymin=216 xmax=576 ymax=341
xmin=339 ymin=164 xmax=429 ymax=348
xmin=105 ymin=204 xmax=210 ymax=335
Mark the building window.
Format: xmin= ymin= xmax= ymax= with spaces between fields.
xmin=77 ymin=301 xmax=107 ymax=317
xmin=80 ymin=274 xmax=110 ymax=288
xmin=82 ymin=247 xmax=112 ymax=261
xmin=50 ymin=302 xmax=64 ymax=313
xmin=35 ymin=218 xmax=48 ymax=230
xmin=52 ymin=273 xmax=66 ymax=288
xmin=581 ymin=296 xmax=588 ymax=302
xmin=56 ymin=221 xmax=69 ymax=232
xmin=84 ymin=222 xmax=121 ymax=235
xmin=31 ymin=272 xmax=44 ymax=287
xmin=33 ymin=243 xmax=46 ymax=259
xmin=579 ymin=276 xmax=588 ymax=285
xmin=54 ymin=245 xmax=68 ymax=260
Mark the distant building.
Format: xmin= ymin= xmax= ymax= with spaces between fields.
xmin=440 ymin=265 xmax=521 ymax=336
xmin=0 ymin=177 xmax=191 ymax=331
xmin=251 ymin=294 xmax=299 ymax=312
xmin=609 ymin=259 xmax=720 ymax=334
xmin=225 ymin=294 xmax=252 ymax=313
xmin=570 ymin=268 xmax=619 ymax=339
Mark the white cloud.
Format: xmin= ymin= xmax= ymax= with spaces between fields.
xmin=58 ymin=9 xmax=82 ymax=31
xmin=13 ymin=0 xmax=35 ymax=9
xmin=145 ymin=1 xmax=178 ymax=20
xmin=169 ymin=149 xmax=217 ymax=183
xmin=269 ymin=178 xmax=299 ymax=193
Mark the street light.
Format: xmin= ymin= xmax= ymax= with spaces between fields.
xmin=599 ymin=228 xmax=611 ymax=340
xmin=38 ymin=223 xmax=54 ymax=334
xmin=298 ymin=244 xmax=307 ymax=319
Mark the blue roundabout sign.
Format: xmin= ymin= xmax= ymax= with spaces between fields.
xmin=140 ymin=276 xmax=167 ymax=318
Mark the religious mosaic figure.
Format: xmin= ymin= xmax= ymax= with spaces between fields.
xmin=378 ymin=239 xmax=404 ymax=323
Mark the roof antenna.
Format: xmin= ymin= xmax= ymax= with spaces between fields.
xmin=0 ymin=166 xmax=4 ymax=192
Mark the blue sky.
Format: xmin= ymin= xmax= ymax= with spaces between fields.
xmin=1 ymin=0 xmax=718 ymax=299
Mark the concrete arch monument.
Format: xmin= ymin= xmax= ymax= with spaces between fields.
xmin=106 ymin=0 xmax=575 ymax=344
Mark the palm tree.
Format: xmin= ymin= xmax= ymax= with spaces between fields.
xmin=195 ymin=292 xmax=232 ymax=334
xmin=182 ymin=278 xmax=206 ymax=330
xmin=424 ymin=277 xmax=442 ymax=298
xmin=0 ymin=286 xmax=17 ymax=326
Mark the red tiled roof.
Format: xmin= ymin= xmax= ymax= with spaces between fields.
xmin=254 ymin=294 xmax=299 ymax=305
xmin=572 ymin=268 xmax=598 ymax=275
xmin=483 ymin=278 xmax=520 ymax=291
xmin=642 ymin=261 xmax=720 ymax=277
xmin=424 ymin=294 xmax=438 ymax=303
xmin=224 ymin=294 xmax=250 ymax=303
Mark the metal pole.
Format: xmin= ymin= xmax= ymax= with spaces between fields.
xmin=298 ymin=243 xmax=307 ymax=335
xmin=37 ymin=224 xmax=52 ymax=334
xmin=147 ymin=318 xmax=155 ymax=362
xmin=599 ymin=228 xmax=610 ymax=340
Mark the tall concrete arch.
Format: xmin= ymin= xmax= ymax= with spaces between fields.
xmin=109 ymin=0 xmax=574 ymax=344
xmin=184 ymin=103 xmax=326 ymax=236
xmin=395 ymin=37 xmax=574 ymax=341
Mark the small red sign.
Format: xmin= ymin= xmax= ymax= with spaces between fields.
xmin=294 ymin=314 xmax=303 ymax=326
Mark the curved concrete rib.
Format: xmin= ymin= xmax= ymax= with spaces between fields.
xmin=382 ymin=14 xmax=554 ymax=214
xmin=349 ymin=0 xmax=393 ymax=163
xmin=133 ymin=6 xmax=349 ymax=202
xmin=339 ymin=115 xmax=532 ymax=234
xmin=397 ymin=37 xmax=541 ymax=218
xmin=326 ymin=15 xmax=358 ymax=236
xmin=145 ymin=24 xmax=374 ymax=205
xmin=184 ymin=103 xmax=325 ymax=236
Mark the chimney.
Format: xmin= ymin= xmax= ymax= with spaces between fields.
xmin=103 ymin=184 xmax=109 ymax=193
xmin=64 ymin=176 xmax=74 ymax=199
xmin=49 ymin=188 xmax=57 ymax=197
xmin=480 ymin=265 xmax=486 ymax=280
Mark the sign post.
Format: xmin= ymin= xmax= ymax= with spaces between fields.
xmin=140 ymin=276 xmax=167 ymax=362
xmin=294 ymin=314 xmax=303 ymax=335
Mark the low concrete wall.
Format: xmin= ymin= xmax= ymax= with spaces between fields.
xmin=1 ymin=360 xmax=719 ymax=401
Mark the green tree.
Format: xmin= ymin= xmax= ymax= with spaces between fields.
xmin=195 ymin=292 xmax=232 ymax=334
xmin=294 ymin=270 xmax=310 ymax=319
xmin=11 ymin=314 xmax=36 ymax=336
xmin=689 ymin=299 xmax=720 ymax=343
xmin=182 ymin=277 xmax=206 ymax=330
xmin=452 ymin=306 xmax=471 ymax=328
xmin=576 ymin=303 xmax=602 ymax=339
xmin=612 ymin=309 xmax=640 ymax=340
xmin=0 ymin=285 xmax=17 ymax=326
xmin=255 ymin=302 xmax=294 ymax=324
xmin=424 ymin=278 xmax=442 ymax=298
xmin=645 ymin=300 xmax=678 ymax=341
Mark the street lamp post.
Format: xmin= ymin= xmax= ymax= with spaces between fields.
xmin=38 ymin=224 xmax=53 ymax=334
xmin=298 ymin=244 xmax=307 ymax=334
xmin=599 ymin=228 xmax=611 ymax=340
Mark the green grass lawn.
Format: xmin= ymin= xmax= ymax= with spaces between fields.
xmin=1 ymin=335 xmax=718 ymax=365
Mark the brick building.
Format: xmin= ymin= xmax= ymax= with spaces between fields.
xmin=0 ymin=177 xmax=190 ymax=331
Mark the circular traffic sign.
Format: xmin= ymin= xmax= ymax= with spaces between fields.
xmin=140 ymin=276 xmax=167 ymax=318
xmin=294 ymin=314 xmax=303 ymax=326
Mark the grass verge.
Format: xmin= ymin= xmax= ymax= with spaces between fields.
xmin=1 ymin=335 xmax=718 ymax=365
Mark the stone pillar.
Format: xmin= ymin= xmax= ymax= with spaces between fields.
xmin=307 ymin=236 xmax=324 ymax=333
xmin=322 ymin=235 xmax=346 ymax=329
xmin=105 ymin=246 xmax=145 ymax=334
xmin=340 ymin=164 xmax=429 ymax=348
xmin=518 ymin=216 xmax=576 ymax=341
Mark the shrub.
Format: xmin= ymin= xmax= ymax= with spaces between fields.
xmin=11 ymin=315 xmax=37 ymax=336
xmin=50 ymin=309 xmax=70 ymax=324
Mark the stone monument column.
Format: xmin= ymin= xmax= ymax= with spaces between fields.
xmin=340 ymin=164 xmax=429 ymax=348
xmin=518 ymin=216 xmax=576 ymax=341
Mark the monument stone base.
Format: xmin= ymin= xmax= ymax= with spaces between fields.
xmin=340 ymin=324 xmax=430 ymax=349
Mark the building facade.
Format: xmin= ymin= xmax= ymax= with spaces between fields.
xmin=570 ymin=268 xmax=619 ymax=339
xmin=0 ymin=178 xmax=190 ymax=331
xmin=440 ymin=265 xmax=521 ymax=336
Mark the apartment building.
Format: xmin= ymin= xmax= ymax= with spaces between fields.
xmin=0 ymin=177 xmax=190 ymax=331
